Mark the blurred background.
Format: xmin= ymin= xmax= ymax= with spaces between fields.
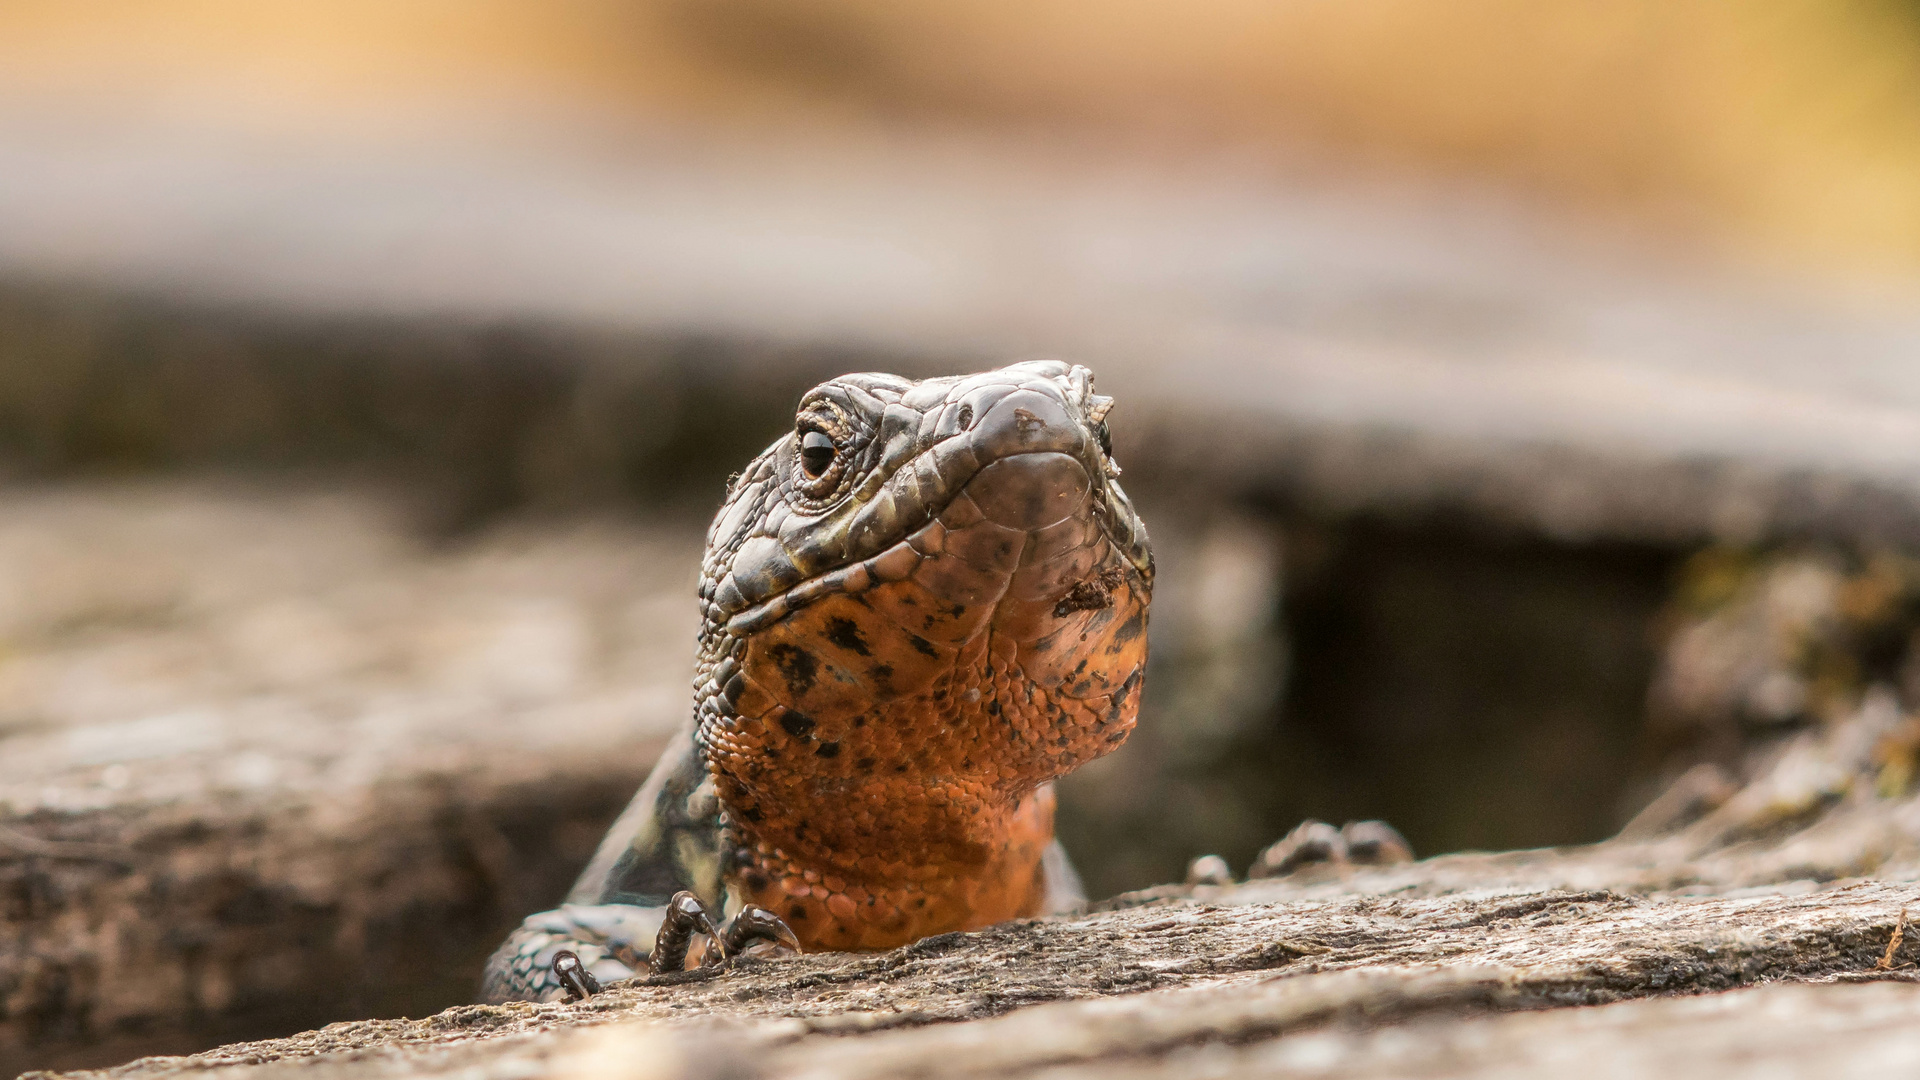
xmin=9 ymin=0 xmax=1920 ymax=1071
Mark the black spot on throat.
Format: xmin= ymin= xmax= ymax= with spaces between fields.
xmin=767 ymin=643 xmax=819 ymax=694
xmin=825 ymin=617 xmax=872 ymax=656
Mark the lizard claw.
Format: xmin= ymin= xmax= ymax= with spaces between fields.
xmin=652 ymin=894 xmax=802 ymax=974
xmin=722 ymin=904 xmax=801 ymax=958
xmin=650 ymin=891 xmax=725 ymax=975
xmin=1247 ymin=819 xmax=1414 ymax=879
xmin=1248 ymin=819 xmax=1346 ymax=878
xmin=1342 ymin=820 xmax=1413 ymax=865
xmin=552 ymin=950 xmax=602 ymax=1002
xmin=1185 ymin=854 xmax=1234 ymax=885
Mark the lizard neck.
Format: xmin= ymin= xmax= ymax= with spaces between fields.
xmin=699 ymin=508 xmax=1148 ymax=953
xmin=704 ymin=586 xmax=1133 ymax=952
xmin=725 ymin=783 xmax=1056 ymax=952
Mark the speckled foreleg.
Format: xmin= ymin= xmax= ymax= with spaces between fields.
xmin=483 ymin=729 xmax=731 ymax=1002
xmin=480 ymin=902 xmax=665 ymax=1003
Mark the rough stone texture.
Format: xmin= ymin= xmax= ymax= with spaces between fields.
xmin=0 ymin=483 xmax=702 ymax=1073
xmin=30 ymin=836 xmax=1920 ymax=1080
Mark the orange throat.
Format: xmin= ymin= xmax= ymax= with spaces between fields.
xmin=707 ymin=561 xmax=1147 ymax=953
xmin=730 ymin=782 xmax=1059 ymax=952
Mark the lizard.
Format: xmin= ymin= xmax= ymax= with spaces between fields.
xmin=482 ymin=359 xmax=1153 ymax=1002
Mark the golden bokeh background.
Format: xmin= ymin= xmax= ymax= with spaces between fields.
xmin=7 ymin=1 xmax=1920 ymax=270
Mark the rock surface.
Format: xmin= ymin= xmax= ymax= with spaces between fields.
xmin=28 ymin=683 xmax=1920 ymax=1079
xmin=32 ymin=828 xmax=1920 ymax=1080
xmin=0 ymin=483 xmax=700 ymax=1073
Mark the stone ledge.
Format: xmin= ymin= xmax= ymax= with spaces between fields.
xmin=0 ymin=485 xmax=698 ymax=1073
xmin=35 ymin=847 xmax=1920 ymax=1080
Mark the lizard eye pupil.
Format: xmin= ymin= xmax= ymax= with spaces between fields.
xmin=800 ymin=431 xmax=836 ymax=477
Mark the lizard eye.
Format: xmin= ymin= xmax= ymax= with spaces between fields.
xmin=800 ymin=430 xmax=837 ymax=477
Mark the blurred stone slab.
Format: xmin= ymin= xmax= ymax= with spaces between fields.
xmin=0 ymin=483 xmax=700 ymax=1072
xmin=6 ymin=122 xmax=1920 ymax=544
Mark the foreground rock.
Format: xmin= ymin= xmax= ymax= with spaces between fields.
xmin=34 ymin=822 xmax=1920 ymax=1080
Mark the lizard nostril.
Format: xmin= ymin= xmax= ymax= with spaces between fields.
xmin=957 ymin=404 xmax=974 ymax=430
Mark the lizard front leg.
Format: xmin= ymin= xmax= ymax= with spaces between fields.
xmin=482 ymin=902 xmax=662 ymax=1003
xmin=484 ymin=896 xmax=799 ymax=1002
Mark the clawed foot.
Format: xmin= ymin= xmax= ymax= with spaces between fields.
xmin=647 ymin=891 xmax=725 ymax=975
xmin=1248 ymin=819 xmax=1413 ymax=878
xmin=552 ymin=950 xmax=601 ymax=1002
xmin=552 ymin=891 xmax=800 ymax=998
xmin=1184 ymin=853 xmax=1234 ymax=886
xmin=1184 ymin=819 xmax=1413 ymax=885
xmin=717 ymin=903 xmax=804 ymax=963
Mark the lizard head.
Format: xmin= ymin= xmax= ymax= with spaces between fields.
xmin=702 ymin=359 xmax=1150 ymax=634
